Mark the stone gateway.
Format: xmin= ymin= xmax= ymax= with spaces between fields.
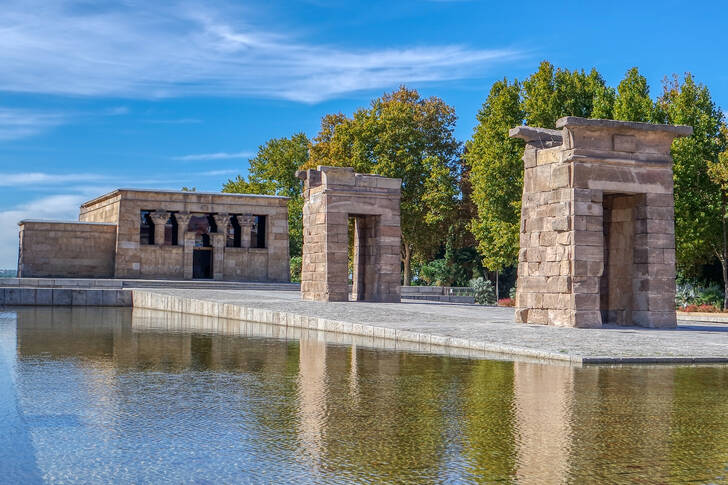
xmin=297 ymin=166 xmax=402 ymax=302
xmin=18 ymin=189 xmax=290 ymax=282
xmin=510 ymin=117 xmax=692 ymax=328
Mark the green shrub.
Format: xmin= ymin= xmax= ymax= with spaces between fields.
xmin=469 ymin=277 xmax=496 ymax=305
xmin=419 ymin=259 xmax=448 ymax=286
xmin=676 ymin=280 xmax=723 ymax=309
xmin=290 ymin=256 xmax=302 ymax=283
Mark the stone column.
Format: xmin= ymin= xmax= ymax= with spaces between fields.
xmin=175 ymin=211 xmax=192 ymax=234
xmin=183 ymin=231 xmax=195 ymax=279
xmin=212 ymin=213 xmax=230 ymax=237
xmin=149 ymin=210 xmax=169 ymax=246
xmin=237 ymin=214 xmax=255 ymax=248
xmin=211 ymin=214 xmax=230 ymax=281
xmin=211 ymin=233 xmax=225 ymax=280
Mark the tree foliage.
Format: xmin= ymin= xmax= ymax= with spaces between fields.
xmin=465 ymin=79 xmax=524 ymax=272
xmin=222 ymin=133 xmax=309 ymax=256
xmin=467 ymin=62 xmax=615 ymax=272
xmin=307 ymin=86 xmax=461 ymax=284
xmin=656 ymin=74 xmax=726 ymax=274
xmin=614 ymin=67 xmax=654 ymax=122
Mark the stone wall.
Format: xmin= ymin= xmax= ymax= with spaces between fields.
xmin=510 ymin=117 xmax=692 ymax=328
xmin=297 ymin=166 xmax=401 ymax=302
xmin=18 ymin=221 xmax=116 ymax=278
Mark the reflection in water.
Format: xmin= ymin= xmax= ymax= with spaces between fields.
xmin=2 ymin=306 xmax=728 ymax=483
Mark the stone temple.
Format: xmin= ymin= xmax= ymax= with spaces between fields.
xmin=18 ymin=189 xmax=290 ymax=282
xmin=297 ymin=166 xmax=402 ymax=302
xmin=510 ymin=117 xmax=692 ymax=328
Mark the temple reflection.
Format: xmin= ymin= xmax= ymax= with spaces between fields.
xmin=9 ymin=307 xmax=728 ymax=484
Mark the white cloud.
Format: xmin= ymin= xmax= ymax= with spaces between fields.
xmin=0 ymin=193 xmax=86 ymax=268
xmin=0 ymin=108 xmax=66 ymax=141
xmin=0 ymin=172 xmax=109 ymax=186
xmin=0 ymin=0 xmax=522 ymax=103
xmin=172 ymin=151 xmax=253 ymax=161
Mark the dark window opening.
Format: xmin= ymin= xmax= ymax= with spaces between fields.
xmin=207 ymin=214 xmax=218 ymax=233
xmin=164 ymin=213 xmax=178 ymax=246
xmin=251 ymin=215 xmax=266 ymax=249
xmin=140 ymin=210 xmax=154 ymax=245
xmin=227 ymin=215 xmax=241 ymax=248
xmin=189 ymin=215 xmax=211 ymax=235
xmin=195 ymin=233 xmax=211 ymax=248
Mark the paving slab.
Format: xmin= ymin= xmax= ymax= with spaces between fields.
xmin=138 ymin=288 xmax=728 ymax=364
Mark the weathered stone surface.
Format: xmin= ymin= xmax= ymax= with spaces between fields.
xmin=298 ymin=166 xmax=401 ymax=303
xmin=511 ymin=116 xmax=691 ymax=328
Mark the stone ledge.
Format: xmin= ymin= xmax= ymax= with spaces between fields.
xmin=0 ymin=288 xmax=132 ymax=306
xmin=132 ymin=290 xmax=579 ymax=364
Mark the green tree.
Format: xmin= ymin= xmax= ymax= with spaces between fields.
xmin=522 ymin=61 xmax=614 ymax=128
xmin=468 ymin=63 xmax=615 ymax=283
xmin=614 ymin=67 xmax=654 ymax=122
xmin=308 ymin=86 xmax=461 ymax=285
xmin=706 ymin=123 xmax=728 ymax=308
xmin=222 ymin=133 xmax=309 ymax=256
xmin=656 ymin=74 xmax=726 ymax=301
xmin=465 ymin=79 xmax=524 ymax=275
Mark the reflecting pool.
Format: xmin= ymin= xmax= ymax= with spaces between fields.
xmin=2 ymin=307 xmax=728 ymax=484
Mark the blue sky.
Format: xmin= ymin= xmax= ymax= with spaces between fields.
xmin=0 ymin=0 xmax=726 ymax=268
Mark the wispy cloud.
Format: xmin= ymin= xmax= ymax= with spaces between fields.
xmin=0 ymin=108 xmax=66 ymax=141
xmin=172 ymin=151 xmax=253 ymax=161
xmin=0 ymin=172 xmax=109 ymax=186
xmin=0 ymin=0 xmax=522 ymax=103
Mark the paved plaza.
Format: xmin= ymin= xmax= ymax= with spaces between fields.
xmin=139 ymin=288 xmax=728 ymax=364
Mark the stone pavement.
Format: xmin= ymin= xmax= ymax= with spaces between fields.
xmin=137 ymin=288 xmax=728 ymax=364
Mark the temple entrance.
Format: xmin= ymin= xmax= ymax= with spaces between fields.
xmin=600 ymin=194 xmax=640 ymax=325
xmin=349 ymin=215 xmax=378 ymax=301
xmin=193 ymin=248 xmax=212 ymax=279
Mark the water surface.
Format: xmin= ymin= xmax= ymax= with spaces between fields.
xmin=2 ymin=307 xmax=728 ymax=484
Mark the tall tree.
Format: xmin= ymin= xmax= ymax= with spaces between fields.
xmin=656 ymin=74 xmax=726 ymax=298
xmin=465 ymin=79 xmax=524 ymax=275
xmin=706 ymin=123 xmax=728 ymax=308
xmin=522 ymin=61 xmax=614 ymax=128
xmin=307 ymin=86 xmax=461 ymax=285
xmin=222 ymin=133 xmax=309 ymax=256
xmin=614 ymin=67 xmax=654 ymax=122
xmin=468 ymin=63 xmax=613 ymax=280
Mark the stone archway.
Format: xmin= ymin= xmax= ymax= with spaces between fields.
xmin=297 ymin=166 xmax=402 ymax=302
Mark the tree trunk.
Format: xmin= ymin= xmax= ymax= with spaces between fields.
xmin=402 ymin=244 xmax=412 ymax=286
xmin=495 ymin=270 xmax=499 ymax=301
xmin=722 ymin=192 xmax=728 ymax=310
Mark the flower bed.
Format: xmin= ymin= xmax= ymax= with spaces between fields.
xmin=498 ymin=298 xmax=514 ymax=307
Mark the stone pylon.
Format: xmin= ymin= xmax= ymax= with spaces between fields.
xmin=510 ymin=117 xmax=692 ymax=328
xmin=297 ymin=166 xmax=401 ymax=302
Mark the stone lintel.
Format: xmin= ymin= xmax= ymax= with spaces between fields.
xmin=509 ymin=126 xmax=563 ymax=147
xmin=556 ymin=116 xmax=693 ymax=137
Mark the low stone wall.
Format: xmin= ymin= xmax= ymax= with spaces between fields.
xmin=18 ymin=221 xmax=117 ymax=278
xmin=401 ymin=286 xmax=475 ymax=304
xmin=0 ymin=288 xmax=131 ymax=306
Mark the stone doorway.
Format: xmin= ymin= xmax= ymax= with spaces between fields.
xmin=600 ymin=194 xmax=641 ymax=325
xmin=350 ymin=215 xmax=378 ymax=301
xmin=193 ymin=248 xmax=212 ymax=279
